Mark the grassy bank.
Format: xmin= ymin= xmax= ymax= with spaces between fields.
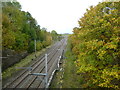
xmin=2 ymin=45 xmax=51 ymax=80
xmin=50 ymin=39 xmax=83 ymax=88
xmin=62 ymin=59 xmax=81 ymax=88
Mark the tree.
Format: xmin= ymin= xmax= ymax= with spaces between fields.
xmin=70 ymin=1 xmax=120 ymax=89
xmin=51 ymin=30 xmax=58 ymax=41
xmin=2 ymin=1 xmax=56 ymax=53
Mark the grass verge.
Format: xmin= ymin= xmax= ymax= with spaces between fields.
xmin=2 ymin=45 xmax=51 ymax=80
xmin=50 ymin=39 xmax=83 ymax=88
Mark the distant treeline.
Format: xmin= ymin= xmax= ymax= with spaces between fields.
xmin=2 ymin=1 xmax=61 ymax=53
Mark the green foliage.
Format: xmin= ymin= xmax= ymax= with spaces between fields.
xmin=70 ymin=1 xmax=120 ymax=89
xmin=2 ymin=1 xmax=58 ymax=53
xmin=2 ymin=29 xmax=16 ymax=49
xmin=27 ymin=41 xmax=34 ymax=53
xmin=51 ymin=30 xmax=58 ymax=41
xmin=36 ymin=41 xmax=43 ymax=51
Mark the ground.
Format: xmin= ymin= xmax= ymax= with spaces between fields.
xmin=50 ymin=54 xmax=82 ymax=88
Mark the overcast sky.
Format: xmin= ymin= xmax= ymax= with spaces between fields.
xmin=17 ymin=0 xmax=103 ymax=34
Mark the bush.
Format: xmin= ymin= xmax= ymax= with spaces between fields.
xmin=36 ymin=41 xmax=43 ymax=51
xmin=28 ymin=41 xmax=35 ymax=53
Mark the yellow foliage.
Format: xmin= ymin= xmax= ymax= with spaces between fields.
xmin=105 ymin=43 xmax=117 ymax=49
xmin=69 ymin=1 xmax=120 ymax=89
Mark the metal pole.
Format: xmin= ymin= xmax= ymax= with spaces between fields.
xmin=35 ymin=40 xmax=36 ymax=57
xmin=45 ymin=54 xmax=48 ymax=88
xmin=58 ymin=57 xmax=59 ymax=69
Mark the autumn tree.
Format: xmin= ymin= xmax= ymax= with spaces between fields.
xmin=2 ymin=1 xmax=58 ymax=53
xmin=70 ymin=1 xmax=120 ymax=89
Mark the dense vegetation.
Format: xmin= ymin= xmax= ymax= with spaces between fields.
xmin=69 ymin=2 xmax=120 ymax=89
xmin=2 ymin=2 xmax=59 ymax=53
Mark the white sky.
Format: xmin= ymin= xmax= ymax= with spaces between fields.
xmin=17 ymin=0 xmax=103 ymax=34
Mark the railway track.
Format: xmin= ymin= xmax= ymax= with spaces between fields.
xmin=3 ymin=37 xmax=67 ymax=89
xmin=29 ymin=40 xmax=66 ymax=89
